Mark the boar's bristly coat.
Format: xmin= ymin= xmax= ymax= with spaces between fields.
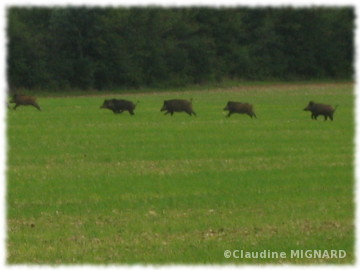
xmin=303 ymin=101 xmax=338 ymax=121
xmin=223 ymin=101 xmax=256 ymax=118
xmin=100 ymin=99 xmax=138 ymax=115
xmin=10 ymin=94 xmax=41 ymax=111
xmin=160 ymin=99 xmax=196 ymax=116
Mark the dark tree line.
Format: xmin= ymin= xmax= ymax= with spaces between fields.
xmin=7 ymin=7 xmax=354 ymax=91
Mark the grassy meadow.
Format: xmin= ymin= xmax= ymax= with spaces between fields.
xmin=7 ymin=82 xmax=354 ymax=264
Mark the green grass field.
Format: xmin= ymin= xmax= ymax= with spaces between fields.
xmin=7 ymin=82 xmax=354 ymax=264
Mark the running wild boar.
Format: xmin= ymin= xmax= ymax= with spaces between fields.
xmin=303 ymin=101 xmax=338 ymax=121
xmin=100 ymin=99 xmax=138 ymax=115
xmin=160 ymin=99 xmax=196 ymax=116
xmin=10 ymin=94 xmax=41 ymax=111
xmin=223 ymin=101 xmax=256 ymax=118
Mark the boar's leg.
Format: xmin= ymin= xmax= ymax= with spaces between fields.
xmin=227 ymin=111 xmax=232 ymax=117
xmin=164 ymin=110 xmax=174 ymax=116
xmin=128 ymin=109 xmax=135 ymax=115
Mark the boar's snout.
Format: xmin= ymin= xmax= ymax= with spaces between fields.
xmin=304 ymin=101 xmax=314 ymax=111
xmin=100 ymin=100 xmax=109 ymax=109
xmin=160 ymin=101 xmax=167 ymax=112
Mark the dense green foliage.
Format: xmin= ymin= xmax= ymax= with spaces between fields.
xmin=7 ymin=83 xmax=354 ymax=263
xmin=7 ymin=7 xmax=354 ymax=91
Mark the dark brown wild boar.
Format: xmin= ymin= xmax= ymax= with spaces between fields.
xmin=10 ymin=94 xmax=41 ymax=111
xmin=160 ymin=99 xmax=196 ymax=116
xmin=223 ymin=101 xmax=256 ymax=118
xmin=303 ymin=101 xmax=338 ymax=121
xmin=100 ymin=99 xmax=138 ymax=115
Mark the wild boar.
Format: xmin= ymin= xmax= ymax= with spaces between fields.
xmin=160 ymin=99 xmax=196 ymax=116
xmin=223 ymin=101 xmax=256 ymax=118
xmin=303 ymin=101 xmax=338 ymax=121
xmin=100 ymin=99 xmax=138 ymax=115
xmin=10 ymin=94 xmax=41 ymax=111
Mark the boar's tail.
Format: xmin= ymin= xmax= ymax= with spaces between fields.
xmin=190 ymin=98 xmax=193 ymax=103
xmin=334 ymin=104 xmax=339 ymax=111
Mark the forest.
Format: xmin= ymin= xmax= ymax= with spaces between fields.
xmin=7 ymin=7 xmax=354 ymax=91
